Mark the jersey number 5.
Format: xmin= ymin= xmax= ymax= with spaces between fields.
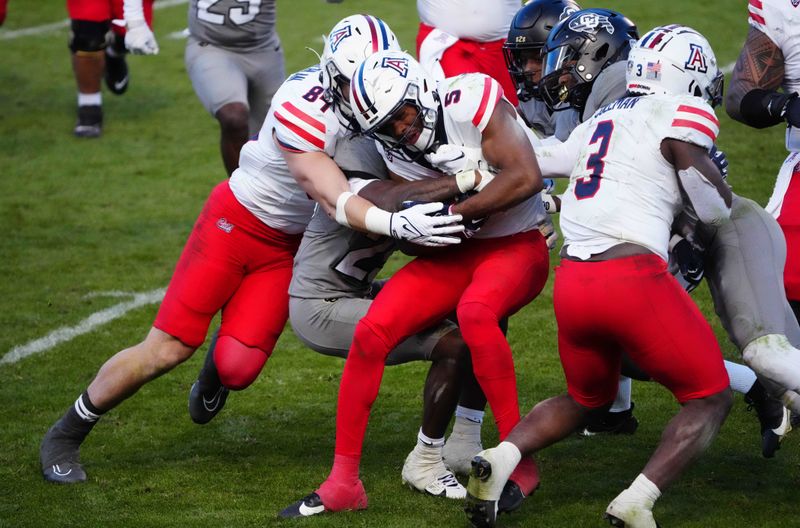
xmin=198 ymin=0 xmax=262 ymax=26
xmin=575 ymin=120 xmax=613 ymax=200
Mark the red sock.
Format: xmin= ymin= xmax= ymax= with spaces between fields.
xmin=508 ymin=456 xmax=540 ymax=496
xmin=316 ymin=455 xmax=368 ymax=511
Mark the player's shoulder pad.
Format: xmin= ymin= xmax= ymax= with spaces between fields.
xmin=441 ymin=73 xmax=505 ymax=132
xmin=662 ymin=94 xmax=719 ymax=151
xmin=272 ymin=66 xmax=339 ymax=154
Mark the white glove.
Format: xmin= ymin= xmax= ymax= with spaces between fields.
xmin=538 ymin=216 xmax=559 ymax=250
xmin=390 ymin=202 xmax=464 ymax=247
xmin=425 ymin=144 xmax=486 ymax=175
xmin=125 ymin=18 xmax=159 ymax=55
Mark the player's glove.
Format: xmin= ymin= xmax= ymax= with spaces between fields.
xmin=402 ymin=198 xmax=486 ymax=239
xmin=781 ymin=92 xmax=800 ymax=128
xmin=125 ymin=18 xmax=159 ymax=55
xmin=671 ymin=236 xmax=704 ymax=293
xmin=708 ymin=145 xmax=729 ymax=180
xmin=538 ymin=216 xmax=559 ymax=250
xmin=392 ymin=201 xmax=464 ymax=247
xmin=426 ymin=144 xmax=486 ymax=176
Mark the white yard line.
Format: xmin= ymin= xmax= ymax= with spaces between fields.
xmin=0 ymin=0 xmax=188 ymax=40
xmin=0 ymin=288 xmax=166 ymax=365
xmin=722 ymin=60 xmax=736 ymax=75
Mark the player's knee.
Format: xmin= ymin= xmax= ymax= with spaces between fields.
xmin=216 ymin=103 xmax=250 ymax=136
xmin=69 ymin=20 xmax=109 ymax=53
xmin=214 ymin=335 xmax=270 ymax=390
xmin=431 ymin=330 xmax=471 ymax=367
xmin=352 ymin=319 xmax=393 ymax=362
xmin=456 ymin=301 xmax=498 ymax=333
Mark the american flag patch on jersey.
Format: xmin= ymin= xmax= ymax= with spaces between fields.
xmin=646 ymin=61 xmax=661 ymax=80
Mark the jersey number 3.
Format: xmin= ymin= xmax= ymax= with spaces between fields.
xmin=575 ymin=120 xmax=613 ymax=200
xmin=198 ymin=0 xmax=262 ymax=26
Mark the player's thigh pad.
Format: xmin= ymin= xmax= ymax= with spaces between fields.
xmin=704 ymin=196 xmax=792 ymax=349
xmin=185 ymin=38 xmax=249 ymax=116
xmin=240 ymin=44 xmax=286 ymax=133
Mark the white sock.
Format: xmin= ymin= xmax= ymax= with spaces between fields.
xmin=610 ymin=376 xmax=632 ymax=413
xmin=450 ymin=414 xmax=482 ymax=438
xmin=724 ymin=360 xmax=757 ymax=394
xmin=455 ymin=405 xmax=484 ymax=424
xmin=418 ymin=428 xmax=445 ymax=448
xmin=78 ymin=92 xmax=102 ymax=107
xmin=625 ymin=473 xmax=661 ymax=511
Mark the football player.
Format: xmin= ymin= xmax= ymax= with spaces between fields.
xmin=416 ymin=0 xmax=520 ymax=105
xmin=517 ymin=7 xmax=792 ymax=455
xmin=282 ymin=49 xmax=551 ymax=517
xmin=40 ymin=15 xmax=465 ymax=485
xmin=68 ymin=0 xmax=157 ymax=138
xmin=465 ymin=25 xmax=733 ymax=528
xmin=185 ymin=0 xmax=285 ymax=175
xmin=725 ymin=0 xmax=800 ymax=405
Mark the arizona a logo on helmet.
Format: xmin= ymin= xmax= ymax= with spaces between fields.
xmin=329 ymin=25 xmax=352 ymax=52
xmin=381 ymin=56 xmax=409 ymax=77
xmin=685 ymin=43 xmax=708 ymax=73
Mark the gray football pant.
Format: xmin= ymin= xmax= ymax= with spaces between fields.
xmin=701 ymin=195 xmax=800 ymax=351
xmin=289 ymin=296 xmax=456 ymax=365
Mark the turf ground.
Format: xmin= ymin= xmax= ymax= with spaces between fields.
xmin=1 ymin=1 xmax=797 ymax=526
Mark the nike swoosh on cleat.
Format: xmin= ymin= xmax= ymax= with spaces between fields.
xmin=113 ymin=76 xmax=129 ymax=91
xmin=298 ymin=501 xmax=325 ymax=516
xmin=202 ymin=388 xmax=225 ymax=412
xmin=52 ymin=465 xmax=72 ymax=477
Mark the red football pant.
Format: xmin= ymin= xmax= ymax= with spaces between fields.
xmin=778 ymin=164 xmax=800 ymax=302
xmin=555 ymin=255 xmax=730 ymax=407
xmin=67 ymin=0 xmax=154 ymax=34
xmin=416 ymin=22 xmax=518 ymax=106
xmin=334 ymin=230 xmax=549 ymax=459
xmin=154 ymin=181 xmax=301 ymax=386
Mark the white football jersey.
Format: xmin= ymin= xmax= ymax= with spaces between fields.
xmin=417 ymin=0 xmax=519 ymax=42
xmin=555 ymin=93 xmax=719 ymax=262
xmin=230 ymin=66 xmax=341 ymax=234
xmin=380 ymin=73 xmax=547 ymax=239
xmin=748 ymin=0 xmax=800 ymax=95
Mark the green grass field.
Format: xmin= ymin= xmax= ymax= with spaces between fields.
xmin=1 ymin=1 xmax=797 ymax=526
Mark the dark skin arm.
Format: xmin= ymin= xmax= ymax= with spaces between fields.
xmin=661 ymin=138 xmax=732 ymax=209
xmin=725 ymin=27 xmax=785 ymax=123
xmin=450 ymin=99 xmax=544 ymax=219
xmin=353 ymin=170 xmax=467 ymax=212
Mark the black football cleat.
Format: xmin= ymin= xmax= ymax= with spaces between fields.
xmin=745 ymin=382 xmax=792 ymax=458
xmin=104 ymin=34 xmax=129 ymax=95
xmin=465 ymin=456 xmax=499 ymax=528
xmin=581 ymin=403 xmax=639 ymax=436
xmin=279 ymin=492 xmax=327 ymax=518
xmin=40 ymin=418 xmax=87 ymax=484
xmin=497 ymin=479 xmax=530 ymax=515
xmin=73 ymin=105 xmax=102 ymax=138
xmin=188 ymin=335 xmax=229 ymax=424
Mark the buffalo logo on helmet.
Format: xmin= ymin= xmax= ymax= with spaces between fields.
xmin=568 ymin=13 xmax=615 ymax=34
xmin=559 ymin=6 xmax=578 ymax=21
xmin=684 ymin=43 xmax=708 ymax=73
xmin=381 ymin=56 xmax=409 ymax=77
xmin=328 ymin=25 xmax=352 ymax=52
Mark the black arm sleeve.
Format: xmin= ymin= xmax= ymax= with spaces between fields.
xmin=739 ymin=88 xmax=796 ymax=129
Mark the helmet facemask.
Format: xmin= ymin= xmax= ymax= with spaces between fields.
xmin=367 ymin=83 xmax=439 ymax=161
xmin=503 ymin=44 xmax=544 ymax=102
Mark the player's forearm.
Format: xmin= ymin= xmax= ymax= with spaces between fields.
xmin=451 ymin=167 xmax=542 ymax=219
xmin=358 ymin=177 xmax=461 ymax=212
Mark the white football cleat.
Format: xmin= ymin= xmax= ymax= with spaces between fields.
xmin=402 ymin=445 xmax=466 ymax=499
xmin=605 ymin=491 xmax=659 ymax=528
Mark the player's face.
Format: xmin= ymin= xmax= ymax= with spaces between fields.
xmin=520 ymin=49 xmax=544 ymax=82
xmin=338 ymin=79 xmax=351 ymax=104
xmin=377 ymin=103 xmax=422 ymax=146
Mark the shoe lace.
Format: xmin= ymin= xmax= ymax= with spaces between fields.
xmin=437 ymin=471 xmax=461 ymax=488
